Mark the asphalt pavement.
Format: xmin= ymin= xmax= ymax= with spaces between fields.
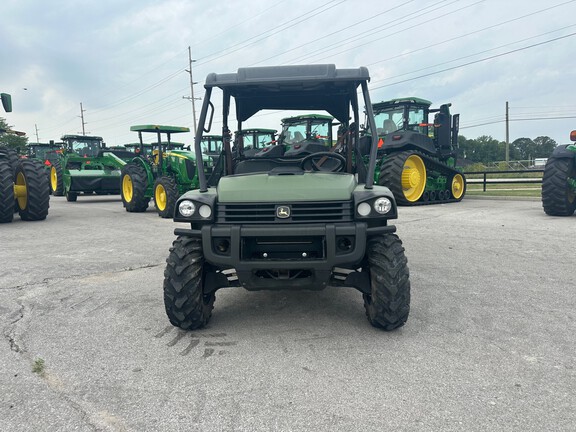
xmin=1 ymin=194 xmax=574 ymax=431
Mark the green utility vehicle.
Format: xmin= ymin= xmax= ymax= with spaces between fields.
xmin=541 ymin=130 xmax=576 ymax=216
xmin=50 ymin=134 xmax=125 ymax=201
xmin=163 ymin=64 xmax=410 ymax=331
xmin=1 ymin=93 xmax=50 ymax=223
xmin=366 ymin=97 xmax=466 ymax=205
xmin=120 ymin=125 xmax=207 ymax=218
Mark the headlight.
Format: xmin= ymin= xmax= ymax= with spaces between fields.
xmin=357 ymin=202 xmax=371 ymax=216
xmin=178 ymin=200 xmax=195 ymax=217
xmin=373 ymin=197 xmax=392 ymax=214
xmin=198 ymin=204 xmax=212 ymax=218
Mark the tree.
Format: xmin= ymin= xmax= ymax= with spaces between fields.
xmin=533 ymin=136 xmax=557 ymax=158
xmin=0 ymin=117 xmax=28 ymax=154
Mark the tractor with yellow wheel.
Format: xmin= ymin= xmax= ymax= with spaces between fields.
xmin=365 ymin=97 xmax=466 ymax=205
xmin=120 ymin=125 xmax=209 ymax=218
xmin=1 ymin=93 xmax=50 ymax=223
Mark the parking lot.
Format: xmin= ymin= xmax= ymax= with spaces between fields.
xmin=1 ymin=195 xmax=574 ymax=431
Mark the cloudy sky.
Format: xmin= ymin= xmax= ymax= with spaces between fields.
xmin=2 ymin=0 xmax=576 ymax=149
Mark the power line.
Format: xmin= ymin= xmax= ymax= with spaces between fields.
xmin=369 ymin=31 xmax=576 ymax=90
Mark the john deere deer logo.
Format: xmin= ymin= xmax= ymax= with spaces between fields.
xmin=276 ymin=205 xmax=291 ymax=219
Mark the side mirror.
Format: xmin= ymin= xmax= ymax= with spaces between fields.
xmin=203 ymin=102 xmax=215 ymax=133
xmin=1 ymin=93 xmax=12 ymax=113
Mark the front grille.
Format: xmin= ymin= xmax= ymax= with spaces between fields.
xmin=216 ymin=201 xmax=353 ymax=224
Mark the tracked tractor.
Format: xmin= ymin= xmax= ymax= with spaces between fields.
xmin=163 ymin=64 xmax=410 ymax=331
xmin=542 ymin=130 xmax=576 ymax=216
xmin=49 ymin=134 xmax=125 ymax=201
xmin=0 ymin=93 xmax=50 ymax=223
xmin=120 ymin=125 xmax=208 ymax=218
xmin=366 ymin=97 xmax=466 ymax=205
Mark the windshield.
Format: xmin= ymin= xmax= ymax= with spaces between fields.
xmin=30 ymin=145 xmax=59 ymax=160
xmin=373 ymin=105 xmax=427 ymax=136
xmin=201 ymin=136 xmax=223 ymax=154
xmin=70 ymin=139 xmax=102 ymax=157
xmin=241 ymin=131 xmax=275 ymax=150
xmin=280 ymin=118 xmax=332 ymax=146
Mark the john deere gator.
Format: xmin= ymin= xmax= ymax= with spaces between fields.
xmin=50 ymin=134 xmax=125 ymax=201
xmin=366 ymin=97 xmax=466 ymax=205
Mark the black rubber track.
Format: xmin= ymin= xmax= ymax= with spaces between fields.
xmin=154 ymin=175 xmax=179 ymax=218
xmin=50 ymin=160 xmax=64 ymax=196
xmin=121 ymin=163 xmax=150 ymax=212
xmin=16 ymin=159 xmax=50 ymax=221
xmin=0 ymin=159 xmax=15 ymax=223
xmin=363 ymin=233 xmax=410 ymax=330
xmin=378 ymin=150 xmax=466 ymax=206
xmin=542 ymin=156 xmax=576 ymax=216
xmin=163 ymin=236 xmax=215 ymax=330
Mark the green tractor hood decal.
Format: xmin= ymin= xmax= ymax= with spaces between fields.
xmin=218 ymin=172 xmax=356 ymax=202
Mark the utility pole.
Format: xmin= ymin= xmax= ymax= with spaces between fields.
xmin=183 ymin=46 xmax=199 ymax=135
xmin=505 ymin=101 xmax=509 ymax=163
xmin=34 ymin=124 xmax=40 ymax=142
xmin=79 ymin=102 xmax=87 ymax=136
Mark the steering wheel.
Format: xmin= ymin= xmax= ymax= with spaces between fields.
xmin=300 ymin=152 xmax=346 ymax=172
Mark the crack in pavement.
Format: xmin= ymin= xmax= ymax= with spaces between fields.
xmin=0 ymin=262 xmax=164 ymax=291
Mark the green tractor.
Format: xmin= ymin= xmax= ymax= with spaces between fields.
xmin=26 ymin=141 xmax=63 ymax=187
xmin=541 ymin=130 xmax=576 ymax=216
xmin=1 ymin=93 xmax=50 ymax=223
xmin=235 ymin=128 xmax=276 ymax=157
xmin=120 ymin=125 xmax=208 ymax=218
xmin=200 ymin=135 xmax=223 ymax=161
xmin=163 ymin=64 xmax=410 ymax=331
xmin=49 ymin=134 xmax=126 ymax=201
xmin=366 ymin=97 xmax=466 ymax=205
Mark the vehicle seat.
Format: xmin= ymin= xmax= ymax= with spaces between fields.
xmin=382 ymin=119 xmax=397 ymax=134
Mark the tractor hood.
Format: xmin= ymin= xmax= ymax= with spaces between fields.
xmin=218 ymin=172 xmax=356 ymax=202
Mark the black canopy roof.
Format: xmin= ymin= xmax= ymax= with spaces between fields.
xmin=204 ymin=64 xmax=370 ymax=123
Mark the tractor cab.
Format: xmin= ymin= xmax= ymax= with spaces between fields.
xmin=235 ymin=128 xmax=276 ymax=157
xmin=370 ymin=97 xmax=459 ymax=159
xmin=27 ymin=141 xmax=62 ymax=166
xmin=61 ymin=135 xmax=105 ymax=158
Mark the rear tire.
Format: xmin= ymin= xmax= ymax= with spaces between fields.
xmin=363 ymin=234 xmax=410 ymax=330
xmin=154 ymin=176 xmax=179 ymax=218
xmin=15 ymin=159 xmax=50 ymax=221
xmin=50 ymin=160 xmax=64 ymax=196
xmin=0 ymin=147 xmax=19 ymax=176
xmin=121 ymin=163 xmax=150 ymax=212
xmin=542 ymin=156 xmax=576 ymax=216
xmin=163 ymin=236 xmax=215 ymax=330
xmin=0 ymin=159 xmax=15 ymax=223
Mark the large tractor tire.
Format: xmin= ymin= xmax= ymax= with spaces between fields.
xmin=154 ymin=175 xmax=179 ymax=218
xmin=0 ymin=159 xmax=15 ymax=223
xmin=362 ymin=233 xmax=410 ymax=330
xmin=0 ymin=147 xmax=19 ymax=176
xmin=50 ymin=160 xmax=64 ymax=196
xmin=65 ymin=191 xmax=78 ymax=202
xmin=15 ymin=159 xmax=50 ymax=221
xmin=378 ymin=151 xmax=427 ymax=205
xmin=121 ymin=163 xmax=150 ymax=212
xmin=542 ymin=156 xmax=576 ymax=216
xmin=163 ymin=236 xmax=215 ymax=330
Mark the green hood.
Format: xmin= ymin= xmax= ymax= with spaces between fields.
xmin=218 ymin=172 xmax=356 ymax=202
